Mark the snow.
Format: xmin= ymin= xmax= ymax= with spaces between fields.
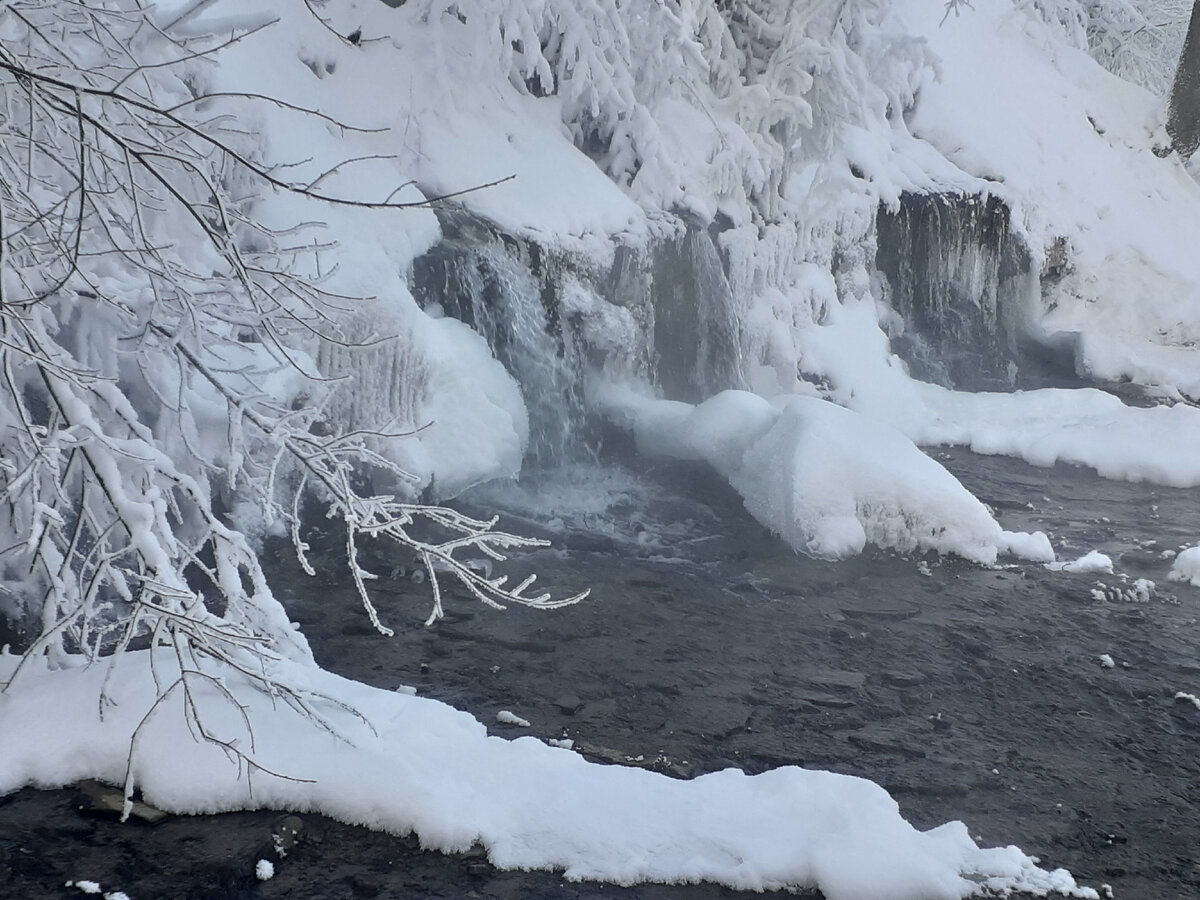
xmin=897 ymin=0 xmax=1200 ymax=399
xmin=0 ymin=650 xmax=1096 ymax=900
xmin=4 ymin=0 xmax=1199 ymax=897
xmin=255 ymin=859 xmax=275 ymax=881
xmin=1167 ymin=546 xmax=1200 ymax=586
xmin=603 ymin=386 xmax=1053 ymax=564
xmin=1048 ymin=551 xmax=1115 ymax=575
xmin=791 ymin=301 xmax=1200 ymax=488
xmin=1098 ymin=655 xmax=1116 ymax=669
xmin=154 ymin=0 xmax=1200 ymax=501
xmin=496 ymin=710 xmax=531 ymax=728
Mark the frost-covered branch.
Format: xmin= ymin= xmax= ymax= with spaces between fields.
xmin=0 ymin=0 xmax=581 ymax=805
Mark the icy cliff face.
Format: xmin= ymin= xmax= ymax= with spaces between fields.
xmin=409 ymin=211 xmax=746 ymax=466
xmin=644 ymin=225 xmax=745 ymax=404
xmin=876 ymin=192 xmax=1035 ymax=390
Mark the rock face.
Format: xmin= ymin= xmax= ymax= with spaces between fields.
xmin=875 ymin=192 xmax=1035 ymax=390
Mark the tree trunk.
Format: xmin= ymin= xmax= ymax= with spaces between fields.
xmin=1168 ymin=1 xmax=1200 ymax=159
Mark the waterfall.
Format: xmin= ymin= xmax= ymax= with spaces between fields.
xmin=646 ymin=225 xmax=745 ymax=403
xmin=875 ymin=192 xmax=1035 ymax=390
xmin=412 ymin=211 xmax=746 ymax=466
xmin=412 ymin=213 xmax=588 ymax=466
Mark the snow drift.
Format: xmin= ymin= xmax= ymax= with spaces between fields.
xmin=0 ymin=649 xmax=1097 ymax=900
xmin=605 ymin=387 xmax=1053 ymax=563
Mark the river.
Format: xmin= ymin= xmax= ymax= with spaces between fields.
xmin=2 ymin=445 xmax=1198 ymax=899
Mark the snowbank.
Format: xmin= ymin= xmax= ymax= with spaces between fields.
xmin=1168 ymin=546 xmax=1200 ymax=587
xmin=791 ymin=298 xmax=1200 ymax=489
xmin=0 ymin=650 xmax=1095 ymax=900
xmin=603 ymin=387 xmax=1052 ymax=564
xmin=1047 ymin=551 xmax=1114 ymax=575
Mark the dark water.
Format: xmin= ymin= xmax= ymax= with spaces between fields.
xmin=3 ymin=448 xmax=1200 ymax=899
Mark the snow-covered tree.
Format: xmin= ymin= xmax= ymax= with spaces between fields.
xmin=0 ymin=0 xmax=583 ymax=787
xmin=1025 ymin=0 xmax=1192 ymax=94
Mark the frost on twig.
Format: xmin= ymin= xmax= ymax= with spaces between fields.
xmin=0 ymin=0 xmax=580 ymax=810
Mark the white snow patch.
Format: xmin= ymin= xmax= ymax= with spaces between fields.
xmin=804 ymin=316 xmax=1200 ymax=490
xmin=1047 ymin=551 xmax=1114 ymax=575
xmin=66 ymin=882 xmax=101 ymax=895
xmin=603 ymin=387 xmax=1052 ymax=565
xmin=1168 ymin=546 xmax=1200 ymax=587
xmin=255 ymin=859 xmax=275 ymax=881
xmin=496 ymin=710 xmax=531 ymax=728
xmin=1098 ymin=655 xmax=1115 ymax=669
xmin=0 ymin=652 xmax=1096 ymax=900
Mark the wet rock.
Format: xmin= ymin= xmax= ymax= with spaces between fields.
xmin=1119 ymin=550 xmax=1164 ymax=568
xmin=553 ymin=694 xmax=584 ymax=714
xmin=573 ymin=742 xmax=630 ymax=765
xmin=75 ymin=779 xmax=168 ymax=824
xmin=652 ymin=757 xmax=695 ymax=779
xmin=847 ymin=726 xmax=928 ymax=758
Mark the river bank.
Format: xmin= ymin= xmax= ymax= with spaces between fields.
xmin=3 ymin=447 xmax=1199 ymax=899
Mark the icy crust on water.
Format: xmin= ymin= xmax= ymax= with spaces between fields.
xmin=0 ymin=651 xmax=1096 ymax=900
xmin=602 ymin=387 xmax=1053 ymax=564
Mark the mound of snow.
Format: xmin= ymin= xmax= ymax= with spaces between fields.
xmin=604 ymin=387 xmax=1052 ymax=564
xmin=1168 ymin=546 xmax=1200 ymax=587
xmin=0 ymin=650 xmax=1095 ymax=900
xmin=1047 ymin=550 xmax=1114 ymax=575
